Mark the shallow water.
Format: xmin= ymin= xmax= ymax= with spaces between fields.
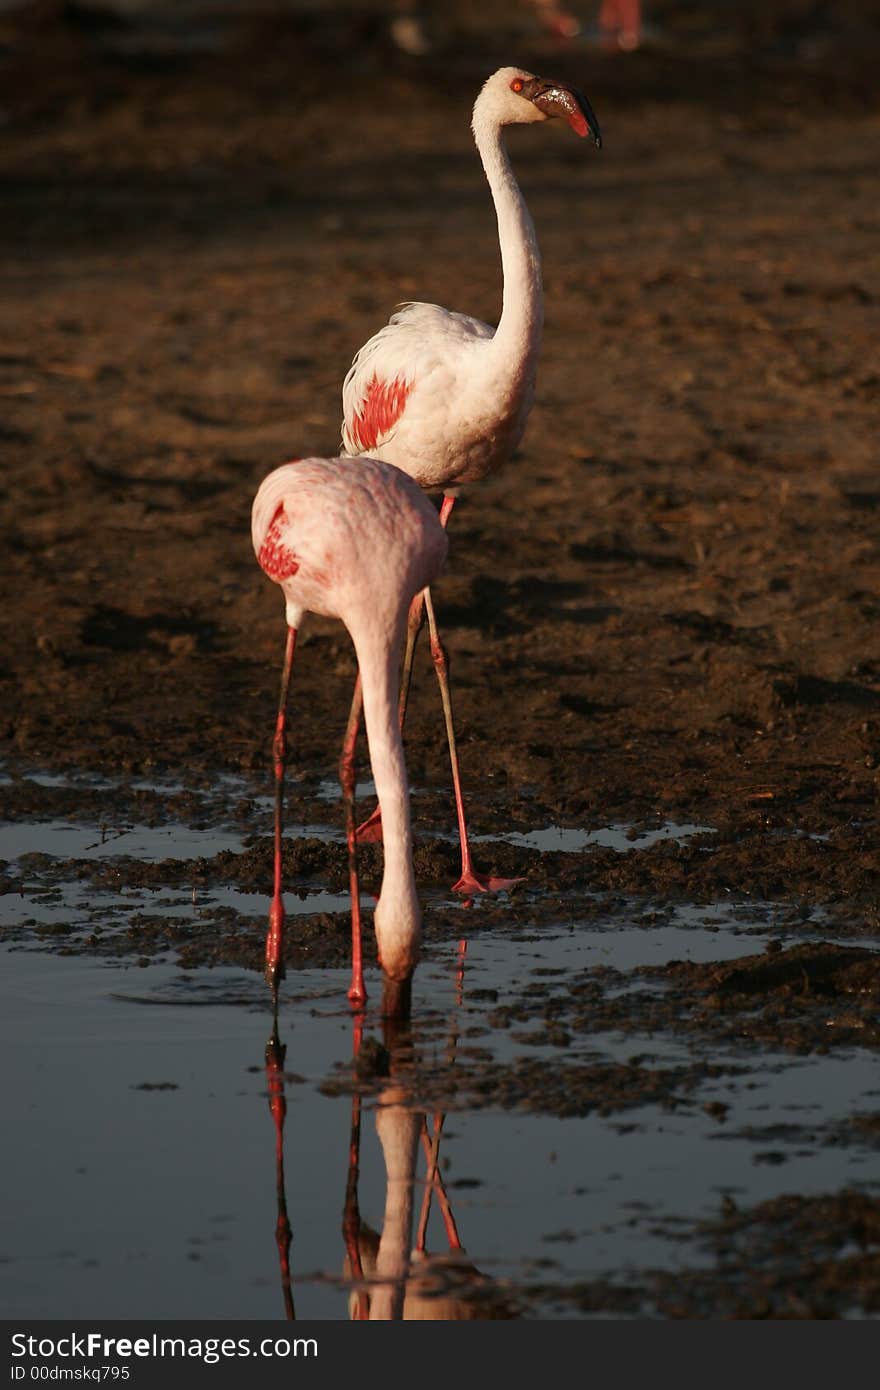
xmin=476 ymin=822 xmax=715 ymax=854
xmin=2 ymin=928 xmax=878 ymax=1320
xmin=2 ymin=788 xmax=879 ymax=1319
xmin=0 ymin=820 xmax=248 ymax=863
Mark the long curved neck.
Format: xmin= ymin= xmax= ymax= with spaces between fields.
xmin=353 ymin=621 xmax=420 ymax=983
xmin=472 ymin=104 xmax=544 ymax=380
xmin=371 ymin=1095 xmax=420 ymax=1321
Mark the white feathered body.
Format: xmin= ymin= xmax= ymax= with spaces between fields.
xmin=340 ymin=301 xmax=537 ymax=491
xmin=252 ymin=455 xmax=447 ymax=632
xmin=339 ymin=68 xmax=599 ymax=497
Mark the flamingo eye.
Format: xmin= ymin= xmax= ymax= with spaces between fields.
xmin=510 ymin=78 xmax=524 ymax=93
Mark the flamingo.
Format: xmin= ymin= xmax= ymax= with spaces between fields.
xmin=340 ymin=66 xmax=601 ymax=896
xmin=350 ymin=1100 xmax=518 ymax=1320
xmin=252 ymin=456 xmax=448 ymax=1015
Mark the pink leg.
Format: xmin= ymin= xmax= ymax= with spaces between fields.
xmin=619 ymin=0 xmax=641 ymax=47
xmin=342 ymin=1016 xmax=369 ymax=1320
xmin=339 ymin=676 xmax=367 ymax=1009
xmin=423 ymin=588 xmax=524 ymax=895
xmin=355 ymin=495 xmax=456 ymax=845
xmin=414 ymin=1116 xmax=433 ymax=1254
xmin=414 ymin=936 xmax=469 ymax=1254
xmin=395 ymin=504 xmax=454 ymax=755
xmin=455 ymin=937 xmax=467 ymax=1001
xmin=532 ymin=0 xmax=581 ymax=40
xmin=266 ymin=626 xmax=297 ymax=1001
xmin=598 ymin=0 xmax=641 ymax=47
xmin=416 ymin=1114 xmax=463 ymax=1254
xmin=265 ymin=1028 xmax=295 ymax=1320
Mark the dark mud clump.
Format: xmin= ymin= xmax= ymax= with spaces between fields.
xmin=477 ymin=942 xmax=880 ymax=1063
xmin=522 ymin=1191 xmax=880 ymax=1318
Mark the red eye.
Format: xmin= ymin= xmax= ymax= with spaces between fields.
xmin=511 ymin=78 xmax=524 ymax=93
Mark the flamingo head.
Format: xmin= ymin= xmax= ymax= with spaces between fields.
xmin=476 ymin=66 xmax=602 ymax=147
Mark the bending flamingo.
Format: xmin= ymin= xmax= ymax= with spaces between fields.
xmin=340 ymin=67 xmax=601 ymax=895
xmin=252 ymin=456 xmax=448 ymax=1015
xmin=343 ymin=1011 xmax=519 ymax=1321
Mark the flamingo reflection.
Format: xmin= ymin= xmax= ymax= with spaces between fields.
xmin=264 ymin=950 xmax=517 ymax=1319
xmin=264 ymin=1028 xmax=295 ymax=1320
xmin=342 ymin=1012 xmax=518 ymax=1321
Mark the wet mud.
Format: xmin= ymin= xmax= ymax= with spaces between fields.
xmin=1 ymin=0 xmax=879 ymax=1318
xmin=521 ymin=1189 xmax=880 ymax=1317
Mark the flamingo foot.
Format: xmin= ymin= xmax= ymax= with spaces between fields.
xmin=452 ymin=869 xmax=526 ymax=896
xmin=354 ymin=804 xmax=383 ymax=844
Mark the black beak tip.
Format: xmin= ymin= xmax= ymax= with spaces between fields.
xmin=572 ymin=86 xmax=601 ymax=149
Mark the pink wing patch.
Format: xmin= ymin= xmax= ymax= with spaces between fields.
xmin=349 ymin=374 xmax=411 ymax=452
xmin=259 ymin=504 xmax=300 ymax=580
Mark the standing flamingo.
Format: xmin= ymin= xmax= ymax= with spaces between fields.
xmin=252 ymin=456 xmax=448 ymax=1015
xmin=340 ymin=67 xmax=601 ymax=895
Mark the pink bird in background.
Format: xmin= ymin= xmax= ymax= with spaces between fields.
xmin=389 ymin=3 xmax=643 ymax=52
xmin=340 ymin=67 xmax=602 ymax=896
xmin=252 ymin=456 xmax=448 ymax=1016
xmin=597 ymin=0 xmax=643 ymax=50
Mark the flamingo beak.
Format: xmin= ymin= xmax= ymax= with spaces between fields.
xmin=532 ymin=82 xmax=602 ymax=148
